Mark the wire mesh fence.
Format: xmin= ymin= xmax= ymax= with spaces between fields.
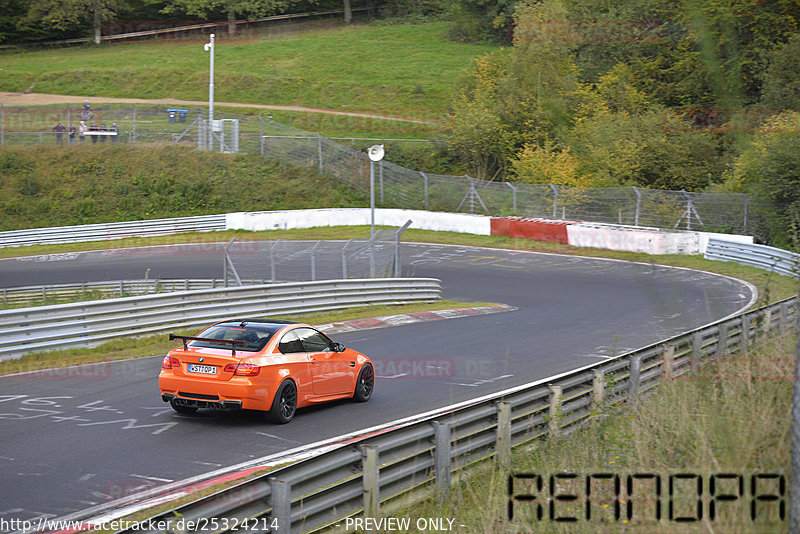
xmin=1 ymin=102 xmax=767 ymax=236
xmin=223 ymin=227 xmax=410 ymax=285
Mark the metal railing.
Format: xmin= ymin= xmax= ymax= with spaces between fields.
xmin=0 ymin=278 xmax=269 ymax=307
xmin=0 ymin=278 xmax=442 ymax=360
xmin=0 ymin=214 xmax=226 ymax=247
xmin=104 ymin=294 xmax=795 ymax=534
xmin=706 ymin=238 xmax=799 ymax=277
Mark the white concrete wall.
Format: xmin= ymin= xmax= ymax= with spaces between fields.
xmin=226 ymin=209 xmax=492 ymax=236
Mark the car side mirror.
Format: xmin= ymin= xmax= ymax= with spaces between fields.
xmin=333 ymin=342 xmax=346 ymax=352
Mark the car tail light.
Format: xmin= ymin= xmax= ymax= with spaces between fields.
xmin=223 ymin=363 xmax=236 ymax=373
xmin=235 ymin=363 xmax=260 ymax=377
xmin=161 ymin=356 xmax=180 ymax=369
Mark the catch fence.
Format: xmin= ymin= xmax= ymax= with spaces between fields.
xmin=0 ymin=103 xmax=766 ymax=236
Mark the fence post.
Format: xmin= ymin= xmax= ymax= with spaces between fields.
xmin=433 ymin=421 xmax=451 ymax=498
xmin=362 ymin=444 xmax=379 ymax=517
xmin=548 ymin=385 xmax=562 ymax=438
xmin=592 ymin=369 xmax=604 ymax=413
xmin=1 ymin=103 xmax=4 ymax=146
xmin=132 ymin=104 xmax=136 ymax=144
xmin=633 ymin=186 xmax=641 ymax=226
xmin=661 ymin=344 xmax=675 ymax=380
xmin=259 ymin=115 xmax=264 ymax=156
xmin=496 ymin=401 xmax=512 ymax=469
xmin=270 ymin=478 xmax=291 ymax=533
xmin=310 ymin=240 xmax=321 ymax=281
xmin=548 ymin=184 xmax=558 ymax=219
xmin=718 ymin=322 xmax=729 ymax=357
xmin=507 ymin=182 xmax=517 ymax=213
xmin=629 ymin=355 xmax=641 ymax=407
xmin=342 ymin=239 xmax=352 ymax=279
xmin=317 ymin=133 xmax=323 ymax=174
xmin=421 ymin=172 xmax=429 ymax=210
xmin=270 ymin=240 xmax=281 ymax=283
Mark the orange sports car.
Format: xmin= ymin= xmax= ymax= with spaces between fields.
xmin=159 ymin=319 xmax=374 ymax=423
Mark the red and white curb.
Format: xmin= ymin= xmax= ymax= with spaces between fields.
xmin=317 ymin=304 xmax=517 ymax=334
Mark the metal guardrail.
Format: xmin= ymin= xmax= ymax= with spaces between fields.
xmin=103 ymin=295 xmax=795 ymax=534
xmin=0 ymin=279 xmax=265 ymax=307
xmin=705 ymin=239 xmax=799 ymax=277
xmin=0 ymin=214 xmax=226 ymax=247
xmin=0 ymin=278 xmax=442 ymax=360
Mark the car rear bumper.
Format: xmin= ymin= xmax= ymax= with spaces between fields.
xmin=159 ymin=375 xmax=271 ymax=411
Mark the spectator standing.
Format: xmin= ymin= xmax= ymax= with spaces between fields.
xmin=82 ymin=99 xmax=91 ymax=121
xmin=78 ymin=121 xmax=87 ymax=143
xmin=68 ymin=124 xmax=76 ymax=144
xmin=110 ymin=122 xmax=119 ymax=144
xmin=52 ymin=122 xmax=66 ymax=144
xmin=99 ymin=123 xmax=107 ymax=143
xmin=90 ymin=123 xmax=98 ymax=144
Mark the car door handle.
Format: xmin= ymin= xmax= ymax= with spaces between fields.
xmin=349 ymin=362 xmax=356 ymax=367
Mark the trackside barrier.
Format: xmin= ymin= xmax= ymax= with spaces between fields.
xmin=0 ymin=279 xmax=263 ymax=307
xmin=0 ymin=214 xmax=226 ymax=247
xmin=103 ymin=295 xmax=795 ymax=534
xmin=0 ymin=278 xmax=441 ymax=360
xmin=706 ymin=239 xmax=800 ymax=277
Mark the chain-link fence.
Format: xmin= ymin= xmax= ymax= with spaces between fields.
xmin=222 ymin=225 xmax=411 ymax=285
xmin=0 ymin=102 xmax=767 ymax=236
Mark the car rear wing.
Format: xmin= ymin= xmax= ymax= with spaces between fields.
xmin=169 ymin=334 xmax=244 ymax=355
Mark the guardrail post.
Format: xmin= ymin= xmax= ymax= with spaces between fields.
xmin=661 ymin=344 xmax=675 ymax=380
xmin=548 ymin=385 xmax=563 ymax=438
xmin=433 ymin=421 xmax=451 ymax=498
xmin=764 ymin=309 xmax=772 ymax=336
xmin=270 ymin=478 xmax=291 ymax=533
xmin=629 ymin=356 xmax=641 ymax=407
xmin=781 ymin=302 xmax=790 ymax=334
xmin=741 ymin=313 xmax=750 ymax=350
xmin=496 ymin=401 xmax=512 ymax=469
xmin=362 ymin=444 xmax=379 ymax=517
xmin=690 ymin=332 xmax=704 ymax=374
xmin=717 ymin=323 xmax=729 ymax=357
xmin=592 ymin=370 xmax=604 ymax=418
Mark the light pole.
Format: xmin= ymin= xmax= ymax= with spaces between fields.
xmin=367 ymin=145 xmax=385 ymax=236
xmin=204 ymin=34 xmax=215 ymax=150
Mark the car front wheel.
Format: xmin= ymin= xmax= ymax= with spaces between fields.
xmin=353 ymin=364 xmax=374 ymax=402
xmin=268 ymin=380 xmax=297 ymax=424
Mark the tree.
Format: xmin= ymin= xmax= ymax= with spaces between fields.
xmin=159 ymin=0 xmax=299 ymax=36
xmin=733 ymin=112 xmax=800 ymax=247
xmin=26 ymin=0 xmax=129 ymax=44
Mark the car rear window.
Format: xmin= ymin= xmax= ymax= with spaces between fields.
xmin=190 ymin=324 xmax=277 ymax=352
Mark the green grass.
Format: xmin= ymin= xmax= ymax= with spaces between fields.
xmin=0 ymin=300 xmax=497 ymax=376
xmin=0 ymin=144 xmax=365 ymax=230
xmin=0 ymin=21 xmax=497 ymax=119
xmin=392 ymin=334 xmax=792 ymax=533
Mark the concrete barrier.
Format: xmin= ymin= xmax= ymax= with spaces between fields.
xmin=226 ymin=208 xmax=492 ymax=236
xmin=490 ymin=217 xmax=573 ymax=244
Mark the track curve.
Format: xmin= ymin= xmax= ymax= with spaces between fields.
xmin=0 ymin=243 xmax=753 ymax=526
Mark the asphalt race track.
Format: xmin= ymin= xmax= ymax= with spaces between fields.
xmin=0 ymin=242 xmax=754 ymax=527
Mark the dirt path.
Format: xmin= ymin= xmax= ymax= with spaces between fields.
xmin=0 ymin=92 xmax=438 ymax=125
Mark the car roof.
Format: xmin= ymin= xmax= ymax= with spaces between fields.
xmin=214 ymin=318 xmax=298 ymax=328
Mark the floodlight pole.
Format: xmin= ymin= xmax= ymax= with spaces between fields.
xmin=367 ymin=145 xmax=385 ymax=236
xmin=205 ymin=34 xmax=215 ymax=150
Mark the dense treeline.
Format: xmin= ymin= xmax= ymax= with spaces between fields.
xmin=440 ymin=0 xmax=800 ymax=246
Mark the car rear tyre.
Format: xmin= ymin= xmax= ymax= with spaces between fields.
xmin=353 ymin=364 xmax=374 ymax=402
xmin=169 ymin=399 xmax=198 ymax=414
xmin=268 ymin=380 xmax=297 ymax=424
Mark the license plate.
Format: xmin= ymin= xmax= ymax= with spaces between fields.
xmin=187 ymin=364 xmax=217 ymax=375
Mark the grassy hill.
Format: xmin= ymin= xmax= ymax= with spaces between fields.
xmin=0 ymin=144 xmax=365 ymax=231
xmin=0 ymin=22 xmax=498 ymax=121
